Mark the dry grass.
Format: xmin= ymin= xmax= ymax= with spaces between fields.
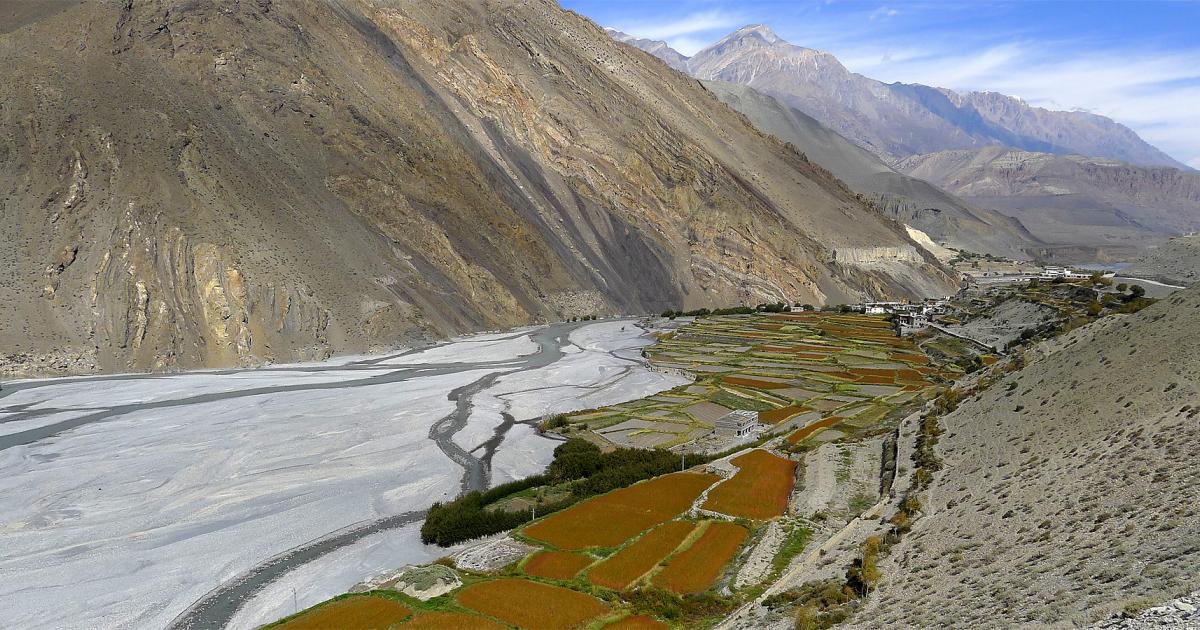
xmin=702 ymin=449 xmax=796 ymax=519
xmin=274 ymin=595 xmax=410 ymax=630
xmin=651 ymin=522 xmax=748 ymax=594
xmin=523 ymin=550 xmax=594 ymax=581
xmin=397 ymin=611 xmax=508 ymax=629
xmin=586 ymin=521 xmax=696 ymax=590
xmin=523 ymin=472 xmax=719 ymax=550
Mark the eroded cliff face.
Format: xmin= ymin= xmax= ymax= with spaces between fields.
xmin=0 ymin=0 xmax=955 ymax=376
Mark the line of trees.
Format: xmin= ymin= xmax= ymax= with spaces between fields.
xmin=661 ymin=302 xmax=791 ymax=319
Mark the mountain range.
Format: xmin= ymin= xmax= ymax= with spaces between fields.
xmin=612 ymin=24 xmax=1186 ymax=170
xmin=608 ymin=24 xmax=1199 ymax=262
xmin=0 ymin=0 xmax=954 ymax=376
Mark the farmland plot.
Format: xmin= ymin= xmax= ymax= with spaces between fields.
xmin=702 ymin=449 xmax=797 ymax=519
xmin=456 ymin=579 xmax=609 ymax=630
xmin=586 ymin=520 xmax=697 ymax=590
xmin=523 ymin=550 xmax=594 ymax=581
xmin=522 ymin=472 xmax=719 ymax=550
xmin=651 ymin=522 xmax=749 ymax=594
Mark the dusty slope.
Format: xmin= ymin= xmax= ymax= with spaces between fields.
xmin=858 ymin=288 xmax=1200 ymax=628
xmin=1123 ymin=236 xmax=1200 ymax=286
xmin=0 ymin=0 xmax=956 ymax=376
xmin=701 ymin=81 xmax=1039 ymax=259
xmin=897 ymin=147 xmax=1200 ymax=261
xmin=619 ymin=25 xmax=1184 ymax=169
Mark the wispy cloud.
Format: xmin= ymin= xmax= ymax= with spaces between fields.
xmin=609 ymin=10 xmax=744 ymax=55
xmin=840 ymin=41 xmax=1200 ymax=166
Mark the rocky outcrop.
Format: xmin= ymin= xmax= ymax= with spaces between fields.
xmin=0 ymin=0 xmax=956 ymax=375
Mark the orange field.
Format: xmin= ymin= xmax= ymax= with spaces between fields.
xmin=604 ymin=615 xmax=669 ymax=629
xmin=456 ymin=579 xmax=609 ymax=630
xmin=586 ymin=520 xmax=695 ymax=590
xmin=787 ymin=416 xmax=843 ymax=444
xmin=523 ymin=472 xmax=719 ymax=550
xmin=398 ymin=611 xmax=507 ymax=629
xmin=275 ymin=595 xmax=410 ymax=630
xmin=759 ymin=404 xmax=809 ymax=424
xmin=651 ymin=522 xmax=748 ymax=594
xmin=523 ymin=550 xmax=594 ymax=580
xmin=701 ymin=449 xmax=796 ymax=519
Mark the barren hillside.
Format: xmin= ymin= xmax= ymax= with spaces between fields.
xmin=0 ymin=0 xmax=955 ymax=376
xmin=896 ymin=148 xmax=1200 ymax=262
xmin=859 ymin=287 xmax=1200 ymax=627
xmin=1124 ymin=237 xmax=1200 ymax=286
xmin=700 ymin=81 xmax=1039 ymax=259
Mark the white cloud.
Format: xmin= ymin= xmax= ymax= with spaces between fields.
xmin=611 ymin=9 xmax=743 ymax=45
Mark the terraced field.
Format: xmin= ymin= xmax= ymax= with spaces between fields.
xmin=455 ymin=579 xmax=609 ymax=629
xmin=522 ymin=472 xmax=719 ymax=550
xmin=272 ymin=595 xmax=411 ymax=630
xmin=701 ymin=449 xmax=796 ymax=519
xmin=562 ymin=313 xmax=948 ymax=451
xmin=271 ymin=313 xmax=948 ymax=629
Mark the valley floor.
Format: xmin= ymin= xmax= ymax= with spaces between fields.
xmin=0 ymin=320 xmax=685 ymax=630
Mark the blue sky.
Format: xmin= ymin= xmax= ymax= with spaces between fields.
xmin=561 ymin=0 xmax=1200 ymax=168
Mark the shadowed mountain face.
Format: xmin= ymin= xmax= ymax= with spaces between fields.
xmin=700 ymin=81 xmax=1040 ymax=259
xmin=611 ymin=25 xmax=1186 ymax=170
xmin=0 ymin=0 xmax=956 ymax=376
xmin=896 ymin=148 xmax=1200 ymax=263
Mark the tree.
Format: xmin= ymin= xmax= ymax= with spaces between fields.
xmin=1129 ymin=284 xmax=1146 ymax=298
xmin=1087 ymin=301 xmax=1102 ymax=316
xmin=1116 ymin=283 xmax=1128 ymax=292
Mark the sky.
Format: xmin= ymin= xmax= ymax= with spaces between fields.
xmin=560 ymin=0 xmax=1200 ymax=168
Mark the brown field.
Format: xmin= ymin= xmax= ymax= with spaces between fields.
xmin=603 ymin=615 xmax=670 ymax=629
xmin=701 ymin=449 xmax=796 ymax=519
xmin=456 ymin=579 xmax=609 ymax=630
xmin=275 ymin=595 xmax=410 ymax=630
xmin=523 ymin=472 xmax=719 ymax=550
xmin=586 ymin=521 xmax=696 ymax=590
xmin=523 ymin=550 xmax=594 ymax=580
xmin=759 ymin=404 xmax=809 ymax=424
xmin=787 ymin=416 xmax=844 ymax=444
xmin=398 ymin=611 xmax=508 ymax=629
xmin=651 ymin=522 xmax=748 ymax=594
xmin=721 ymin=375 xmax=789 ymax=389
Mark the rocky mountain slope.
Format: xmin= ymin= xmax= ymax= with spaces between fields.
xmin=858 ymin=286 xmax=1200 ymax=627
xmin=1124 ymin=236 xmax=1200 ymax=286
xmin=611 ymin=25 xmax=1185 ymax=170
xmin=896 ymin=148 xmax=1200 ymax=262
xmin=605 ymin=28 xmax=688 ymax=73
xmin=0 ymin=0 xmax=956 ymax=376
xmin=701 ymin=81 xmax=1040 ymax=259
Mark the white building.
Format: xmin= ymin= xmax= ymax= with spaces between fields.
xmin=714 ymin=410 xmax=759 ymax=437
